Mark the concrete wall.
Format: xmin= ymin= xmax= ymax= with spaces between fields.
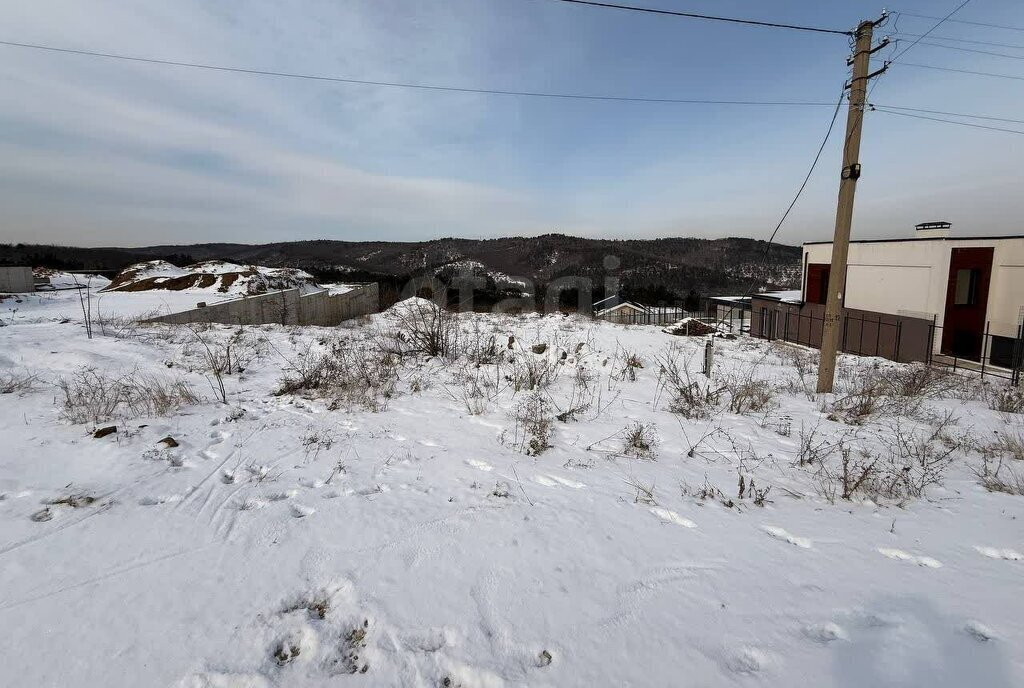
xmin=803 ymin=237 xmax=1024 ymax=338
xmin=0 ymin=267 xmax=35 ymax=293
xmin=144 ymin=283 xmax=378 ymax=327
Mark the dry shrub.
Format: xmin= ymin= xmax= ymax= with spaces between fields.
xmin=58 ymin=367 xmax=200 ymax=424
xmin=0 ymin=369 xmax=41 ymax=395
xmin=381 ymin=300 xmax=460 ymax=360
xmin=655 ymin=344 xmax=722 ymax=419
xmin=982 ymin=428 xmax=1024 ymax=462
xmin=509 ymin=351 xmax=561 ymax=392
xmin=277 ymin=340 xmax=399 ymax=412
xmin=183 ymin=325 xmax=267 ymax=404
xmin=829 ymin=362 xmax=976 ymax=424
xmin=725 ymin=376 xmax=777 ymax=416
xmin=506 ymin=391 xmax=553 ymax=456
xmin=615 ymin=348 xmax=644 ymax=382
xmin=974 ymin=455 xmax=1024 ymax=496
xmin=622 ymin=421 xmax=659 ymax=460
xmin=814 ymin=415 xmax=960 ymax=503
xmin=988 ymin=385 xmax=1024 ymax=414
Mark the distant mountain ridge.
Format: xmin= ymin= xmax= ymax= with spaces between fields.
xmin=1 ymin=234 xmax=801 ymax=304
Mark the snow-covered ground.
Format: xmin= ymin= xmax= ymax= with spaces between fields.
xmin=1 ymin=288 xmax=1022 ymax=688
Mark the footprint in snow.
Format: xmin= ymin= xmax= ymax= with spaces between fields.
xmin=534 ymin=474 xmax=585 ymax=489
xmin=762 ymin=525 xmax=812 ymax=549
xmin=877 ymin=548 xmax=942 ymax=568
xmin=964 ymin=620 xmax=996 ymax=642
xmin=291 ymin=503 xmax=316 ymax=518
xmin=139 ymin=494 xmax=183 ymax=506
xmin=649 ymin=507 xmax=697 ymax=528
xmin=802 ymin=622 xmax=846 ymax=643
xmin=465 ymin=459 xmax=493 ymax=472
xmin=725 ymin=646 xmax=769 ymax=674
xmin=975 ymin=546 xmax=1022 ymax=561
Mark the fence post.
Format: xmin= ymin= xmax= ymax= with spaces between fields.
xmin=981 ymin=321 xmax=989 ymax=380
xmin=894 ymin=321 xmax=902 ymax=362
xmin=1014 ymin=323 xmax=1023 ymax=387
xmin=841 ymin=315 xmax=849 ymax=353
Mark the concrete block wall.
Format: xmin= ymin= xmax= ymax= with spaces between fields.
xmin=144 ymin=283 xmax=378 ymax=327
xmin=0 ymin=267 xmax=36 ymax=293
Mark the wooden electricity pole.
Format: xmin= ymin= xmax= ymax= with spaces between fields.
xmin=816 ymin=16 xmax=889 ymax=393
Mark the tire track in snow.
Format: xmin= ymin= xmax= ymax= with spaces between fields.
xmin=0 ymin=546 xmax=202 ymax=612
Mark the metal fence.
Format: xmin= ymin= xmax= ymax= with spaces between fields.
xmin=926 ymin=321 xmax=1024 ymax=386
xmin=595 ymin=306 xmax=722 ymax=328
xmin=755 ymin=308 xmax=929 ymax=363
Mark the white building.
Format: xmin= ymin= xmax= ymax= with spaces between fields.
xmin=800 ymin=222 xmax=1024 ymax=364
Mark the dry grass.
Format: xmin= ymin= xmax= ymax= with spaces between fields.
xmin=0 ymin=369 xmax=41 ymax=395
xmin=58 ymin=367 xmax=201 ymax=424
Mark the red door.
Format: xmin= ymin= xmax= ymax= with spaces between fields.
xmin=941 ymin=247 xmax=993 ymax=361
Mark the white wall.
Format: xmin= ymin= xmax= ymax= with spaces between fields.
xmin=802 ymin=237 xmax=1024 ymax=338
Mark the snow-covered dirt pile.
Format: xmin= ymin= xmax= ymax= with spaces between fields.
xmin=103 ymin=260 xmax=319 ymax=296
xmin=32 ymin=268 xmax=113 ymax=291
xmin=1 ymin=289 xmax=1022 ymax=687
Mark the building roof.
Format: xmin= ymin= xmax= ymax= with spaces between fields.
xmin=751 ymin=290 xmax=802 ymax=304
xmin=804 ymin=234 xmax=1024 ymax=246
xmin=596 ymin=301 xmax=647 ymax=316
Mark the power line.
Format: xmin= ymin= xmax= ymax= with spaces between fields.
xmin=912 ymin=39 xmax=1024 ymax=60
xmin=0 ymin=39 xmax=839 ymax=106
xmin=899 ymin=61 xmax=1024 ymax=81
xmin=894 ymin=32 xmax=1024 ymax=50
xmin=890 ymin=0 xmax=976 ymax=63
xmin=873 ymin=107 xmax=1024 ymax=135
xmin=871 ymin=104 xmax=1024 ymax=125
xmin=536 ymin=0 xmax=852 ymax=36
xmin=762 ymin=87 xmax=846 ymax=251
xmin=896 ymin=11 xmax=1024 ymax=33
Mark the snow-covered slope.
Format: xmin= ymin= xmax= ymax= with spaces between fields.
xmin=104 ymin=260 xmax=318 ymax=296
xmin=0 ymin=288 xmax=1022 ymax=688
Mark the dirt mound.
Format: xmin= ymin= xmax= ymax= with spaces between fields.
xmin=102 ymin=261 xmax=317 ymax=296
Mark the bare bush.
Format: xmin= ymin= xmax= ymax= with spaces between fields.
xmin=506 ymin=391 xmax=553 ymax=456
xmin=622 ymin=421 xmax=659 ymax=460
xmin=277 ymin=340 xmax=399 ymax=412
xmin=828 ymin=363 xmax=977 ymax=424
xmin=988 ymin=385 xmax=1024 ymax=414
xmin=58 ymin=367 xmax=200 ymax=424
xmin=508 ymin=351 xmax=561 ymax=392
xmin=974 ymin=454 xmax=1024 ymax=496
xmin=614 ymin=348 xmax=644 ymax=382
xmin=795 ymin=420 xmax=848 ymax=466
xmin=625 ymin=475 xmax=657 ymax=505
xmin=879 ymin=363 xmax=973 ymax=400
xmin=815 ymin=416 xmax=960 ymax=503
xmin=553 ymin=365 xmax=598 ymax=423
xmin=655 ymin=344 xmax=723 ymax=419
xmin=772 ymin=342 xmax=818 ymax=400
xmin=184 ymin=325 xmax=266 ymax=404
xmin=380 ymin=300 xmax=460 ymax=360
xmin=0 ymin=369 xmax=41 ymax=395
xmin=725 ymin=376 xmax=777 ymax=416
xmin=982 ymin=428 xmax=1024 ymax=462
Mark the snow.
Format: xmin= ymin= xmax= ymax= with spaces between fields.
xmin=1 ymin=287 xmax=1022 ymax=687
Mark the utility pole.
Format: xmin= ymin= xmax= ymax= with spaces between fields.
xmin=816 ymin=14 xmax=889 ymax=393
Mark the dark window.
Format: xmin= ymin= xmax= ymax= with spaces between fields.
xmin=953 ymin=268 xmax=979 ymax=306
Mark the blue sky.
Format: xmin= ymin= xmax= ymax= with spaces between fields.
xmin=0 ymin=0 xmax=1021 ymax=247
